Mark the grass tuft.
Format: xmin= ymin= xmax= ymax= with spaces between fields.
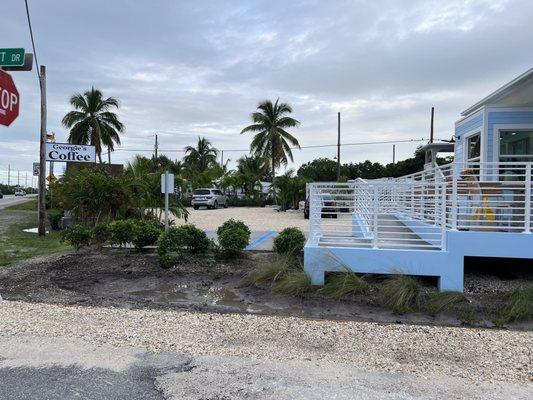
xmin=424 ymin=291 xmax=468 ymax=316
xmin=459 ymin=309 xmax=478 ymax=326
xmin=495 ymin=286 xmax=533 ymax=325
xmin=271 ymin=269 xmax=315 ymax=296
xmin=5 ymin=199 xmax=37 ymax=211
xmin=248 ymin=254 xmax=298 ymax=286
xmin=319 ymin=271 xmax=369 ymax=299
xmin=379 ymin=275 xmax=422 ymax=314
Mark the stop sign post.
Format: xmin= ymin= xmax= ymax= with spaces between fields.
xmin=0 ymin=70 xmax=19 ymax=126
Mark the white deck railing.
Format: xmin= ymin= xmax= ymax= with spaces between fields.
xmin=309 ymin=162 xmax=532 ymax=251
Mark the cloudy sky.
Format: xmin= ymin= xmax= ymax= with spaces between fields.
xmin=1 ymin=0 xmax=532 ymax=183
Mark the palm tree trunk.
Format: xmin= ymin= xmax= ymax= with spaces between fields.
xmin=271 ymin=152 xmax=277 ymax=205
xmin=108 ymin=147 xmax=111 ymax=164
xmin=98 ymin=152 xmax=102 ymax=163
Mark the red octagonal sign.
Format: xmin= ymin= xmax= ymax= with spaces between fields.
xmin=0 ymin=70 xmax=20 ymax=127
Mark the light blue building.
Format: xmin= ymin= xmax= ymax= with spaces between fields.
xmin=304 ymin=69 xmax=533 ymax=291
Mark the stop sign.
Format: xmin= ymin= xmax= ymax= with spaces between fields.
xmin=0 ymin=70 xmax=20 ymax=127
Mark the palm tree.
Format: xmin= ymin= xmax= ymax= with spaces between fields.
xmin=236 ymin=154 xmax=269 ymax=198
xmin=62 ymin=87 xmax=124 ymax=163
xmin=241 ymin=99 xmax=300 ymax=204
xmin=183 ymin=136 xmax=218 ymax=173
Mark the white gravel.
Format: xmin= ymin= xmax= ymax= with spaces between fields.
xmin=1 ymin=301 xmax=531 ymax=385
xmin=173 ymin=207 xmax=308 ymax=231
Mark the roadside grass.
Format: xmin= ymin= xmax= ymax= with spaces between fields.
xmin=494 ymin=286 xmax=533 ymax=325
xmin=271 ymin=269 xmax=315 ymax=296
xmin=319 ymin=271 xmax=369 ymax=299
xmin=423 ymin=291 xmax=468 ymax=316
xmin=5 ymin=199 xmax=37 ymax=211
xmin=379 ymin=275 xmax=423 ymax=314
xmin=0 ymin=211 xmax=70 ymax=266
xmin=248 ymin=254 xmax=298 ymax=286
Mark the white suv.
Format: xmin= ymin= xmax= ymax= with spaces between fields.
xmin=14 ymin=189 xmax=26 ymax=197
xmin=192 ymin=188 xmax=228 ymax=210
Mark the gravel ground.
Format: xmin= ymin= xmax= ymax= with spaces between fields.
xmin=0 ymin=300 xmax=531 ymax=385
xmin=173 ymin=207 xmax=308 ymax=231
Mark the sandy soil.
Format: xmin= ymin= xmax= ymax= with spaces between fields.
xmin=0 ymin=250 xmax=531 ymax=329
xmin=173 ymin=207 xmax=309 ymax=231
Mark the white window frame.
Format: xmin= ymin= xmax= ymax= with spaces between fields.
xmin=463 ymin=129 xmax=482 ymax=165
xmin=493 ymin=124 xmax=533 ymax=163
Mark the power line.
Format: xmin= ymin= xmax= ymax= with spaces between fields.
xmin=103 ymin=137 xmax=434 ymax=155
xmin=24 ymin=0 xmax=40 ymax=78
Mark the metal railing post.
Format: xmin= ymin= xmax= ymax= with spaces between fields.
xmin=451 ymin=164 xmax=458 ymax=230
xmin=525 ymin=164 xmax=531 ymax=233
xmin=440 ymin=183 xmax=447 ymax=250
xmin=372 ymin=185 xmax=379 ymax=248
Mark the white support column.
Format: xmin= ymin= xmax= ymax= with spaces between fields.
xmin=451 ymin=165 xmax=458 ymax=230
xmin=372 ymin=185 xmax=379 ymax=248
xmin=525 ymin=163 xmax=531 ymax=233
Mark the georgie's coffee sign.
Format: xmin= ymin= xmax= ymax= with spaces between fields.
xmin=45 ymin=143 xmax=96 ymax=163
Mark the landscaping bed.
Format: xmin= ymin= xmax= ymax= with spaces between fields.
xmin=0 ymin=249 xmax=530 ymax=330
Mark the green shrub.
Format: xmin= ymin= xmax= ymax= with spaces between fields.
xmin=108 ymin=219 xmax=136 ymax=247
xmin=380 ymin=275 xmax=423 ymax=314
xmin=157 ymin=224 xmax=210 ymax=264
xmin=459 ymin=309 xmax=478 ymax=326
xmin=47 ymin=209 xmax=64 ymax=230
xmin=319 ymin=272 xmax=369 ymax=299
xmin=218 ymin=228 xmax=249 ymax=257
xmin=495 ymin=286 xmax=533 ymax=325
xmin=132 ymin=219 xmax=163 ymax=251
xmin=423 ymin=291 xmax=468 ymax=316
xmin=273 ymin=227 xmax=306 ymax=255
xmin=216 ymin=219 xmax=251 ymax=237
xmin=226 ymin=197 xmax=273 ymax=207
xmin=92 ymin=222 xmax=111 ymax=247
xmin=60 ymin=224 xmax=91 ymax=251
xmin=248 ymin=254 xmax=298 ymax=286
xmin=271 ymin=269 xmax=315 ymax=296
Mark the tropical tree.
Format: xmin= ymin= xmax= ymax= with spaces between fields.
xmin=241 ymin=99 xmax=300 ymax=204
xmin=62 ymin=87 xmax=124 ymax=163
xmin=183 ymin=137 xmax=218 ymax=173
xmin=235 ymin=154 xmax=268 ymax=198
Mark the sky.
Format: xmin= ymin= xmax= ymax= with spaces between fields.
xmin=1 ymin=0 xmax=532 ymax=185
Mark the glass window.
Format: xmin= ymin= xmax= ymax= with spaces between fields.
xmin=499 ymin=130 xmax=533 ymax=161
xmin=193 ymin=189 xmax=210 ymax=195
xmin=466 ymin=133 xmax=481 ymax=161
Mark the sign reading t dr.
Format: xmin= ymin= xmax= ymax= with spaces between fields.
xmin=0 ymin=70 xmax=20 ymax=127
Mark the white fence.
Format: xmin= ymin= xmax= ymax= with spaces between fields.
xmin=309 ymin=161 xmax=533 ymax=251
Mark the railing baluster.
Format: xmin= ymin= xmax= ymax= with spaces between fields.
xmin=525 ymin=163 xmax=531 ymax=233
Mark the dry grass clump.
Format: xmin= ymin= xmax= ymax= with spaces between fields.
xmin=319 ymin=272 xmax=369 ymax=299
xmin=379 ymin=275 xmax=423 ymax=314
xmin=424 ymin=291 xmax=468 ymax=316
xmin=248 ymin=254 xmax=298 ymax=286
xmin=495 ymin=286 xmax=533 ymax=325
xmin=271 ymin=269 xmax=315 ymax=296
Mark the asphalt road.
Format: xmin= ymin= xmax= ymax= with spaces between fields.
xmin=0 ymin=194 xmax=36 ymax=210
xmin=0 ymin=333 xmax=530 ymax=400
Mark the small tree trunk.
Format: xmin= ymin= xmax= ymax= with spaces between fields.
xmin=98 ymin=152 xmax=102 ymax=163
xmin=271 ymin=152 xmax=277 ymax=205
xmin=108 ymin=148 xmax=111 ymax=164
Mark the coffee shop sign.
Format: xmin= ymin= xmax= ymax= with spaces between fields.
xmin=45 ymin=143 xmax=96 ymax=163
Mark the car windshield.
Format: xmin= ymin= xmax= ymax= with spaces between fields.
xmin=193 ymin=189 xmax=211 ymax=195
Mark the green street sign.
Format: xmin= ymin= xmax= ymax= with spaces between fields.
xmin=0 ymin=48 xmax=25 ymax=67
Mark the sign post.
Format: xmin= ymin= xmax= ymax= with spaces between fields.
xmin=38 ymin=65 xmax=46 ymax=236
xmin=161 ymin=171 xmax=174 ymax=231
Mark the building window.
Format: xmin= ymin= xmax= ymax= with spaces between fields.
xmin=466 ymin=133 xmax=481 ymax=162
xmin=499 ymin=130 xmax=533 ymax=162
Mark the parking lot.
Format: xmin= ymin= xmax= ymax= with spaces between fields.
xmin=172 ymin=207 xmax=309 ymax=250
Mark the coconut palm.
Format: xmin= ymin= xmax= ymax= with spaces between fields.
xmin=241 ymin=99 xmax=300 ymax=204
xmin=236 ymin=154 xmax=269 ymax=198
xmin=62 ymin=87 xmax=124 ymax=163
xmin=183 ymin=136 xmax=218 ymax=173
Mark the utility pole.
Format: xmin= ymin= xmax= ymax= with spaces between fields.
xmin=336 ymin=112 xmax=341 ymax=181
xmin=38 ymin=65 xmax=47 ymax=236
xmin=393 ymin=144 xmax=396 ymax=164
xmin=7 ymin=164 xmax=10 ymax=187
xmin=430 ymin=106 xmax=434 ymax=143
xmin=154 ymin=133 xmax=158 ymax=159
xmin=220 ymin=150 xmax=224 ymax=168
xmin=25 ymin=172 xmax=28 ymax=188
xmin=17 ymin=170 xmax=20 ymax=186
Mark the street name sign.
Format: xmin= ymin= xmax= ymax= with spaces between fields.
xmin=0 ymin=48 xmax=25 ymax=67
xmin=0 ymin=70 xmax=20 ymax=126
xmin=46 ymin=143 xmax=96 ymax=163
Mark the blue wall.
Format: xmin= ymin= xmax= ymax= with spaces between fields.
xmin=455 ymin=112 xmax=483 ymax=163
xmin=487 ymin=111 xmax=533 ymax=161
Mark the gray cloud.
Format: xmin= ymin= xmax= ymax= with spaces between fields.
xmin=1 ymin=0 xmax=531 ymax=181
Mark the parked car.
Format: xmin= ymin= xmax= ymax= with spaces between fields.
xmin=0 ymin=190 xmax=3 ymax=199
xmin=304 ymin=193 xmax=338 ymax=219
xmin=14 ymin=189 xmax=26 ymax=197
xmin=191 ymin=188 xmax=228 ymax=210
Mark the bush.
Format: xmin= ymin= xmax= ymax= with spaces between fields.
xmin=60 ymin=224 xmax=91 ymax=251
xmin=380 ymin=275 xmax=423 ymax=314
xmin=227 ymin=197 xmax=266 ymax=207
xmin=132 ymin=219 xmax=163 ymax=251
xmin=157 ymin=224 xmax=210 ymax=264
xmin=108 ymin=219 xmax=136 ymax=247
xmin=218 ymin=228 xmax=249 ymax=257
xmin=216 ymin=219 xmax=251 ymax=237
xmin=92 ymin=222 xmax=111 ymax=247
xmin=273 ymin=227 xmax=306 ymax=255
xmin=47 ymin=209 xmax=64 ymax=230
xmin=319 ymin=272 xmax=369 ymax=299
